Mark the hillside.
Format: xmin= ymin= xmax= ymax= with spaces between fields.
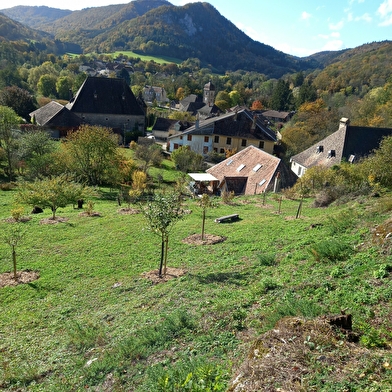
xmin=311 ymin=40 xmax=392 ymax=93
xmin=0 ymin=179 xmax=392 ymax=390
xmin=0 ymin=12 xmax=51 ymax=42
xmin=1 ymin=0 xmax=320 ymax=78
xmin=0 ymin=6 xmax=72 ymax=29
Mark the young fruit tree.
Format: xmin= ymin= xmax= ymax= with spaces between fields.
xmin=142 ymin=193 xmax=186 ymax=277
xmin=1 ymin=223 xmax=25 ymax=280
xmin=16 ymin=175 xmax=93 ymax=219
xmin=197 ymin=193 xmax=216 ymax=240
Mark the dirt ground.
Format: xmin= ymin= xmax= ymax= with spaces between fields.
xmin=182 ymin=233 xmax=226 ymax=245
xmin=0 ymin=270 xmax=39 ymax=288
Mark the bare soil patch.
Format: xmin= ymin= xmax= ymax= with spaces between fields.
xmin=117 ymin=208 xmax=140 ymax=215
xmin=78 ymin=212 xmax=102 ymax=217
xmin=142 ymin=267 xmax=187 ymax=284
xmin=182 ymin=233 xmax=227 ymax=245
xmin=40 ymin=217 xmax=69 ymax=224
xmin=3 ymin=216 xmax=32 ymax=223
xmin=0 ymin=270 xmax=39 ymax=288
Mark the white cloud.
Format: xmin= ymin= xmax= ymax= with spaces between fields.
xmin=329 ymin=20 xmax=344 ymax=30
xmin=378 ymin=0 xmax=392 ymax=17
xmin=301 ymin=11 xmax=312 ymax=20
xmin=355 ymin=13 xmax=372 ymax=22
xmin=321 ymin=40 xmax=344 ymax=51
xmin=378 ymin=0 xmax=392 ymax=25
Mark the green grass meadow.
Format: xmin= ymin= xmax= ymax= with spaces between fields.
xmin=1 ymin=174 xmax=392 ymax=390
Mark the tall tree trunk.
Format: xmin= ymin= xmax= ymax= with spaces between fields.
xmin=12 ymin=245 xmax=17 ymax=280
xmin=201 ymin=209 xmax=206 ymax=240
xmin=164 ymin=235 xmax=169 ymax=276
xmin=159 ymin=233 xmax=164 ymax=277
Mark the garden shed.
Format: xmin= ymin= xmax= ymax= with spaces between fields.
xmin=188 ymin=173 xmax=219 ymax=196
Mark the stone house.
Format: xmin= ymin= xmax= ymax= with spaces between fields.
xmin=290 ymin=117 xmax=392 ymax=177
xmin=143 ymin=85 xmax=169 ymax=104
xmin=30 ymin=77 xmax=146 ymax=140
xmin=167 ymin=108 xmax=277 ymax=156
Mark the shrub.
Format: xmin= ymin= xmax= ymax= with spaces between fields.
xmin=256 ymin=252 xmax=276 ymax=266
xmin=309 ymin=238 xmax=353 ymax=263
xmin=221 ymin=190 xmax=235 ymax=204
xmin=10 ymin=206 xmax=24 ymax=221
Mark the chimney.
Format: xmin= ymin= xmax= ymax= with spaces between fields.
xmin=339 ymin=117 xmax=350 ymax=129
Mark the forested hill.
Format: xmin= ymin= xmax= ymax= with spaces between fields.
xmin=0 ymin=12 xmax=51 ymax=42
xmin=0 ymin=6 xmax=72 ymax=29
xmin=81 ymin=1 xmax=319 ymax=77
xmin=310 ymin=40 xmax=392 ymax=93
xmin=1 ymin=0 xmax=320 ymax=78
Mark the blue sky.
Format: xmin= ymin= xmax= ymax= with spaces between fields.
xmin=6 ymin=0 xmax=392 ymax=57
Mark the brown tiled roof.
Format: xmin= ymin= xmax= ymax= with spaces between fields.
xmin=29 ymin=101 xmax=81 ymax=127
xmin=290 ymin=120 xmax=392 ymax=170
xmin=206 ymin=145 xmax=293 ymax=194
xmin=66 ymin=77 xmax=145 ymax=116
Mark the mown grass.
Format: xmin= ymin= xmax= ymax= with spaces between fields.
xmin=0 ymin=182 xmax=392 ymax=390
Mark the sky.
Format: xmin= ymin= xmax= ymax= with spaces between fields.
xmin=5 ymin=0 xmax=392 ymax=57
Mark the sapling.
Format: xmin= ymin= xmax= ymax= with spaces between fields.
xmin=2 ymin=223 xmax=25 ymax=280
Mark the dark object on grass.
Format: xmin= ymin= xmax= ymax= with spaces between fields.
xmin=31 ymin=206 xmax=43 ymax=214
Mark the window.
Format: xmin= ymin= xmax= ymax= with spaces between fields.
xmin=253 ymin=163 xmax=262 ymax=172
xmin=259 ymin=141 xmax=264 ymax=149
xmin=204 ymin=136 xmax=209 ymax=143
xmin=226 ymin=137 xmax=232 ymax=145
xmin=173 ymin=143 xmax=179 ymax=150
xmin=226 ymin=159 xmax=233 ymax=166
xmin=214 ymin=135 xmax=219 ymax=143
xmin=213 ymin=148 xmax=218 ymax=152
xmin=241 ymin=139 xmax=247 ymax=147
xmin=220 ymin=148 xmax=225 ymax=154
xmin=237 ymin=164 xmax=245 ymax=172
xmin=203 ymin=146 xmax=209 ymax=154
xmin=316 ymin=145 xmax=324 ymax=153
xmin=327 ymin=150 xmax=336 ymax=158
xmin=187 ymin=135 xmax=192 ymax=141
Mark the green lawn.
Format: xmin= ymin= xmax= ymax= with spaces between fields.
xmin=0 ymin=184 xmax=392 ymax=390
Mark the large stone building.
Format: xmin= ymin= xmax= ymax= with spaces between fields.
xmin=30 ymin=77 xmax=146 ymax=139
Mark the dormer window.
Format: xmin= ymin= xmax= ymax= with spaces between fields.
xmin=327 ymin=150 xmax=336 ymax=158
xmin=316 ymin=145 xmax=324 ymax=153
xmin=237 ymin=164 xmax=245 ymax=172
xmin=93 ymin=91 xmax=98 ymax=99
xmin=122 ymin=93 xmax=126 ymax=101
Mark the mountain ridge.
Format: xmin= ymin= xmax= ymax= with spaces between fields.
xmin=0 ymin=0 xmax=390 ymax=78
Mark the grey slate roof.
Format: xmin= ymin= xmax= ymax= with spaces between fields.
xmin=290 ymin=119 xmax=392 ymax=170
xmin=168 ymin=109 xmax=277 ymax=142
xmin=152 ymin=118 xmax=193 ymax=133
xmin=29 ymin=101 xmax=81 ymax=127
xmin=66 ymin=76 xmax=145 ymax=116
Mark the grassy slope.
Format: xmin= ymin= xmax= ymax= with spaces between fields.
xmin=0 ymin=170 xmax=392 ymax=390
